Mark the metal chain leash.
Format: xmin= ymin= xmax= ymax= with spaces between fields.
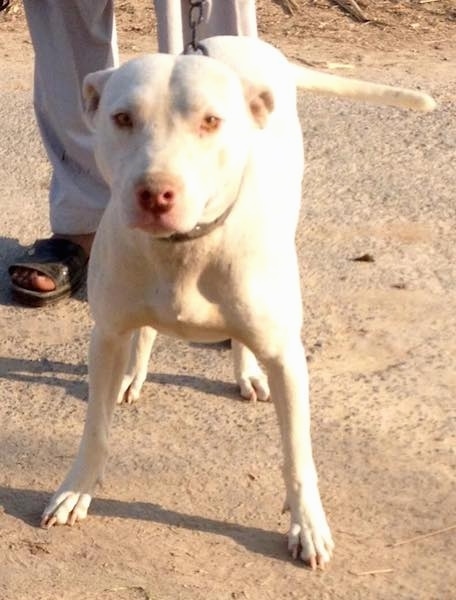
xmin=185 ymin=0 xmax=209 ymax=55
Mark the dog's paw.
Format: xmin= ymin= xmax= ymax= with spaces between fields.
xmin=287 ymin=517 xmax=334 ymax=569
xmin=41 ymin=491 xmax=92 ymax=529
xmin=117 ymin=373 xmax=146 ymax=404
xmin=237 ymin=370 xmax=270 ymax=402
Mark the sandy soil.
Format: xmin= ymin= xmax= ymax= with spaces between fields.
xmin=0 ymin=2 xmax=455 ymax=599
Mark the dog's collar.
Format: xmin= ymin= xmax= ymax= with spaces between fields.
xmin=157 ymin=201 xmax=235 ymax=243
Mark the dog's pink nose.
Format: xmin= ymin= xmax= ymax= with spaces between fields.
xmin=136 ymin=184 xmax=175 ymax=215
xmin=135 ymin=175 xmax=178 ymax=215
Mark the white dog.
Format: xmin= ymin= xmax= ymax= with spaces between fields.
xmin=41 ymin=36 xmax=435 ymax=569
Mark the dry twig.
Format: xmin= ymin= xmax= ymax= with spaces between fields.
xmin=104 ymin=586 xmax=153 ymax=599
xmin=350 ymin=568 xmax=394 ymax=576
xmin=331 ymin=0 xmax=370 ymax=22
xmin=278 ymin=0 xmax=299 ymax=15
xmin=389 ymin=524 xmax=456 ymax=547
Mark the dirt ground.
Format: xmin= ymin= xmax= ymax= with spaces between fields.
xmin=0 ymin=1 xmax=455 ymax=599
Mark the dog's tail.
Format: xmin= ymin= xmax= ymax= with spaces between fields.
xmin=293 ymin=64 xmax=436 ymax=112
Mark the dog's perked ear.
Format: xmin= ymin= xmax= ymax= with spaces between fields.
xmin=244 ymin=85 xmax=275 ymax=129
xmin=82 ymin=68 xmax=116 ymax=129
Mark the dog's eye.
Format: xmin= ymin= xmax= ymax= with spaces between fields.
xmin=112 ymin=112 xmax=133 ymax=129
xmin=201 ymin=115 xmax=221 ymax=133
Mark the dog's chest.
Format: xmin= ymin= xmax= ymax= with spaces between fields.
xmin=142 ymin=277 xmax=229 ymax=342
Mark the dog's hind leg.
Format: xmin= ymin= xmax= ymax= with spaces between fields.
xmin=262 ymin=336 xmax=334 ymax=568
xmin=41 ymin=326 xmax=132 ymax=528
xmin=117 ymin=326 xmax=157 ymax=404
xmin=232 ymin=339 xmax=270 ymax=402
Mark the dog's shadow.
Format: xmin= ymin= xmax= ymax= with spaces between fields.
xmin=0 ymin=356 xmax=243 ymax=401
xmin=0 ymin=355 xmax=241 ymax=403
xmin=0 ymin=485 xmax=292 ymax=564
xmin=0 ymin=355 xmax=89 ymax=400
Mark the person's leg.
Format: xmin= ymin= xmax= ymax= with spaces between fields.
xmin=26 ymin=0 xmax=118 ymax=236
xmin=199 ymin=0 xmax=257 ymax=39
xmin=154 ymin=0 xmax=257 ymax=54
xmin=12 ymin=0 xmax=117 ymax=295
xmin=154 ymin=0 xmax=185 ymax=54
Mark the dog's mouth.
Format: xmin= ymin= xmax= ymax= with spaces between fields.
xmin=156 ymin=201 xmax=236 ymax=242
xmin=126 ymin=196 xmax=208 ymax=237
xmin=128 ymin=212 xmax=191 ymax=237
xmin=127 ymin=198 xmax=235 ymax=242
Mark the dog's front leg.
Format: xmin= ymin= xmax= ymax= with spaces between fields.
xmin=41 ymin=326 xmax=132 ymax=528
xmin=263 ymin=337 xmax=334 ymax=568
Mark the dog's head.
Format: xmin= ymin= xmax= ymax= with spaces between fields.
xmin=83 ymin=53 xmax=274 ymax=237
